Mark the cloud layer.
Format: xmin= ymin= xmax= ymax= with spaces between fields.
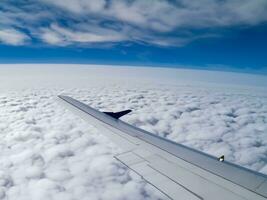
xmin=1 ymin=0 xmax=267 ymax=46
xmin=0 ymin=65 xmax=266 ymax=199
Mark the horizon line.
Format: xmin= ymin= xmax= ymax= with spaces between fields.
xmin=0 ymin=62 xmax=266 ymax=77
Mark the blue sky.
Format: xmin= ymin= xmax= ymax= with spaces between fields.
xmin=0 ymin=0 xmax=267 ymax=74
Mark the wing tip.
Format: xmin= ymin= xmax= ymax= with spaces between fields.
xmin=104 ymin=109 xmax=132 ymax=119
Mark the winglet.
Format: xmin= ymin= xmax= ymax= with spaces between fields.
xmin=104 ymin=110 xmax=132 ymax=119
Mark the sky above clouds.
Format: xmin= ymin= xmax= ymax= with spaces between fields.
xmin=0 ymin=0 xmax=267 ymax=73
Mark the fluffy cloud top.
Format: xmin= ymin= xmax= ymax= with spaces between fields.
xmin=0 ymin=0 xmax=267 ymax=46
xmin=0 ymin=64 xmax=266 ymax=199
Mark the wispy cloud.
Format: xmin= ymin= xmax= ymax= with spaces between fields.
xmin=0 ymin=28 xmax=30 ymax=45
xmin=0 ymin=0 xmax=267 ymax=47
xmin=40 ymin=24 xmax=127 ymax=45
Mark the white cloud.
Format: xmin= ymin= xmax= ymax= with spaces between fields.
xmin=39 ymin=24 xmax=128 ymax=46
xmin=42 ymin=0 xmax=107 ymax=14
xmin=1 ymin=0 xmax=267 ymax=46
xmin=0 ymin=64 xmax=266 ymax=199
xmin=40 ymin=24 xmax=126 ymax=45
xmin=39 ymin=0 xmax=267 ymax=30
xmin=40 ymin=28 xmax=64 ymax=45
xmin=0 ymin=29 xmax=29 ymax=45
xmin=40 ymin=0 xmax=267 ymax=29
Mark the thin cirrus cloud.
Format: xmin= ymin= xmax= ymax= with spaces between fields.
xmin=40 ymin=24 xmax=127 ymax=45
xmin=0 ymin=28 xmax=30 ymax=46
xmin=0 ymin=0 xmax=267 ymax=46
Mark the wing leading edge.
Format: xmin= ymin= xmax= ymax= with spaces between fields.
xmin=58 ymin=95 xmax=267 ymax=200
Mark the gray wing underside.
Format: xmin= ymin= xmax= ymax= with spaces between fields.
xmin=58 ymin=95 xmax=267 ymax=200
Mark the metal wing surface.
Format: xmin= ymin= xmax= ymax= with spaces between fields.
xmin=58 ymin=95 xmax=267 ymax=200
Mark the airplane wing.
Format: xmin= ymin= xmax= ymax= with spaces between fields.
xmin=58 ymin=95 xmax=267 ymax=200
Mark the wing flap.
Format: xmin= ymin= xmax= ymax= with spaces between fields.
xmin=116 ymin=150 xmax=250 ymax=200
xmin=115 ymin=152 xmax=201 ymax=200
xmin=256 ymin=180 xmax=267 ymax=197
xmin=146 ymin=154 xmax=254 ymax=200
